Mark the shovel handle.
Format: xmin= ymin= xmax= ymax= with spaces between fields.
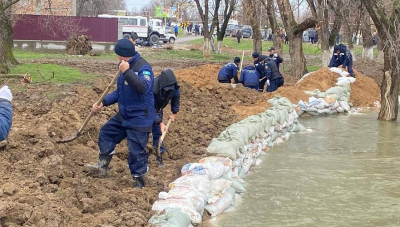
xmin=78 ymin=70 xmax=121 ymax=133
xmin=157 ymin=119 xmax=173 ymax=151
xmin=239 ymin=50 xmax=245 ymax=73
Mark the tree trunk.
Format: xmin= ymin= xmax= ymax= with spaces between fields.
xmin=345 ymin=30 xmax=356 ymax=61
xmin=361 ymin=0 xmax=400 ymax=121
xmin=378 ymin=48 xmax=399 ymax=121
xmin=216 ymin=40 xmax=222 ymax=54
xmin=361 ymin=12 xmax=373 ymax=59
xmin=253 ymin=36 xmax=262 ymax=53
xmin=0 ymin=3 xmax=19 ymax=73
xmin=265 ymin=0 xmax=283 ymax=71
xmin=245 ymin=0 xmax=262 ymax=53
xmin=288 ymin=36 xmax=307 ymax=77
xmin=319 ymin=1 xmax=330 ymax=66
xmin=203 ymin=38 xmax=212 ymax=58
xmin=276 ymin=0 xmax=317 ymax=77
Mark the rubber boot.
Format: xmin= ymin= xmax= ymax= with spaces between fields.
xmin=134 ymin=176 xmax=145 ymax=189
xmin=86 ymin=154 xmax=112 ymax=177
xmin=156 ymin=154 xmax=164 ymax=168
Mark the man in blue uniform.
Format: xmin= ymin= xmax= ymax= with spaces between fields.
xmin=252 ymin=52 xmax=268 ymax=92
xmin=152 ymin=69 xmax=180 ymax=167
xmin=88 ymin=38 xmax=155 ymax=189
xmin=268 ymin=47 xmax=283 ymax=73
xmin=264 ymin=57 xmax=284 ymax=92
xmin=0 ymin=86 xmax=13 ymax=142
xmin=239 ymin=66 xmax=259 ymax=90
xmin=328 ymin=44 xmax=355 ymax=78
xmin=217 ymin=57 xmax=240 ymax=84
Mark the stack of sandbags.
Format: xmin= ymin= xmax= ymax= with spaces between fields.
xmin=150 ymin=96 xmax=308 ymax=226
xmin=296 ymin=67 xmax=355 ymax=117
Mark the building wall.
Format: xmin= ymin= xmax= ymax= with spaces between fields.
xmin=14 ymin=0 xmax=76 ymax=16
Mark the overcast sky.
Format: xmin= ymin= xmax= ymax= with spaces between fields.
xmin=125 ymin=0 xmax=150 ymax=11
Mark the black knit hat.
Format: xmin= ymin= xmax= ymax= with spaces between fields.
xmin=234 ymin=57 xmax=241 ymax=63
xmin=114 ymin=38 xmax=136 ymax=57
xmin=252 ymin=52 xmax=260 ymax=58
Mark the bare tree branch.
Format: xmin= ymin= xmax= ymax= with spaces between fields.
xmin=4 ymin=0 xmax=22 ymax=11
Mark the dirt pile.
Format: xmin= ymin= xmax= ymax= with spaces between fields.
xmin=0 ymin=62 xmax=381 ymax=226
xmin=66 ymin=35 xmax=93 ymax=55
xmin=296 ymin=67 xmax=381 ymax=107
xmin=0 ymin=68 xmax=241 ymax=226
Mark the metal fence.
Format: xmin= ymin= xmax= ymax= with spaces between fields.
xmin=13 ymin=14 xmax=119 ymax=42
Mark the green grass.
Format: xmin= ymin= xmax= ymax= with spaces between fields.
xmin=13 ymin=49 xmax=116 ymax=61
xmin=188 ymin=38 xmax=380 ymax=57
xmin=141 ymin=49 xmax=254 ymax=62
xmin=9 ymin=63 xmax=98 ymax=84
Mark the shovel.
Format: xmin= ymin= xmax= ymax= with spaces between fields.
xmin=154 ymin=119 xmax=173 ymax=167
xmin=56 ymin=70 xmax=121 ymax=143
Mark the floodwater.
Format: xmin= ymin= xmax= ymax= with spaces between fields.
xmin=203 ymin=111 xmax=400 ymax=227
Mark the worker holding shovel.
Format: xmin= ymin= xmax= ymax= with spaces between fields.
xmin=87 ymin=38 xmax=155 ymax=189
xmin=152 ymin=69 xmax=180 ymax=167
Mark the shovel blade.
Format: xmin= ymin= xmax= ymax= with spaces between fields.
xmin=55 ymin=132 xmax=80 ymax=143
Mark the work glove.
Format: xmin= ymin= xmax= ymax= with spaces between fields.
xmin=0 ymin=86 xmax=13 ymax=102
xmin=273 ymin=53 xmax=278 ymax=58
xmin=266 ymin=80 xmax=270 ymax=86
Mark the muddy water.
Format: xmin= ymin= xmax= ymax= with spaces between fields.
xmin=203 ymin=111 xmax=400 ymax=227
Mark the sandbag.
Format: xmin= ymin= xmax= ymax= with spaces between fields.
xmin=181 ymin=162 xmax=226 ymax=180
xmin=208 ymin=179 xmax=232 ymax=203
xmin=170 ymin=175 xmax=211 ymax=199
xmin=152 ymin=197 xmax=202 ymax=224
xmin=207 ymin=138 xmax=240 ymax=160
xmin=231 ymin=178 xmax=246 ymax=193
xmin=339 ymin=101 xmax=351 ymax=112
xmin=159 ymin=186 xmax=206 ymax=214
xmin=149 ymin=208 xmax=192 ymax=227
xmin=204 ymin=187 xmax=235 ymax=216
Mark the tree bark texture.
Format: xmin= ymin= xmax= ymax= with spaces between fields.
xmin=276 ymin=0 xmax=317 ymax=77
xmin=245 ymin=0 xmax=262 ymax=53
xmin=263 ymin=0 xmax=283 ymax=71
xmin=361 ymin=10 xmax=374 ymax=59
xmin=0 ymin=1 xmax=20 ymax=73
xmin=361 ymin=0 xmax=400 ymax=121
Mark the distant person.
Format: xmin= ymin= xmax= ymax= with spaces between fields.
xmin=328 ymin=44 xmax=355 ymax=78
xmin=236 ymin=29 xmax=242 ymax=43
xmin=194 ymin=24 xmax=200 ymax=36
xmin=239 ymin=66 xmax=259 ymax=90
xmin=217 ymin=57 xmax=240 ymax=84
xmin=0 ymin=86 xmax=13 ymax=142
xmin=174 ymin=25 xmax=179 ymax=37
xmin=268 ymin=47 xmax=283 ymax=73
xmin=309 ymin=28 xmax=316 ymax=44
xmin=372 ymin=32 xmax=377 ymax=45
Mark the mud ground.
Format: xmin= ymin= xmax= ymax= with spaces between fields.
xmin=0 ymin=57 xmax=381 ymax=226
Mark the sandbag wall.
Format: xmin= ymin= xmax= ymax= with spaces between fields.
xmin=149 ymin=96 xmax=307 ymax=227
xmin=296 ymin=67 xmax=356 ymax=116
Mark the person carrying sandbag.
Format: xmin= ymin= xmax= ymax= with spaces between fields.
xmin=328 ymin=44 xmax=355 ymax=78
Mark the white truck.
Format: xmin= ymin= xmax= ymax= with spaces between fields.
xmin=98 ymin=14 xmax=166 ymax=45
